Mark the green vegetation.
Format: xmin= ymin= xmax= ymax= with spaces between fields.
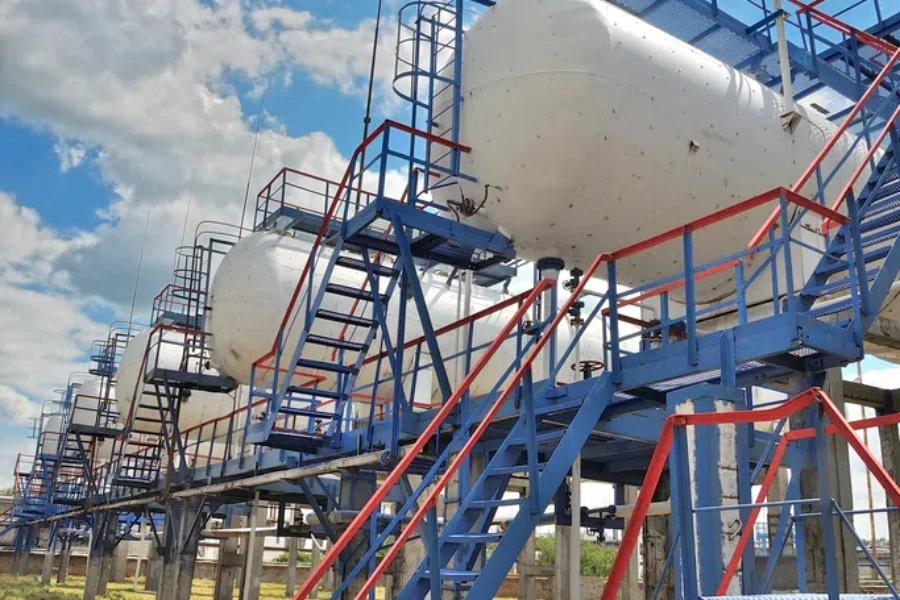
xmin=534 ymin=535 xmax=617 ymax=578
xmin=0 ymin=575 xmax=306 ymax=600
xmin=271 ymin=550 xmax=312 ymax=565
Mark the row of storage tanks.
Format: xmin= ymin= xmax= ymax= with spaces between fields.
xmin=41 ymin=0 xmax=900 ymax=463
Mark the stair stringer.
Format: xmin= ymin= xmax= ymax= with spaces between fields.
xmin=397 ymin=374 xmax=614 ymax=600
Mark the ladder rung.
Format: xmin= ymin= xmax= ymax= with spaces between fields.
xmin=325 ymin=283 xmax=389 ymax=303
xmin=286 ymin=386 xmax=343 ymax=400
xmin=445 ymin=532 xmax=503 ymax=544
xmin=335 ymin=255 xmax=399 ymax=278
xmin=278 ymin=406 xmax=338 ymax=420
xmin=296 ymin=358 xmax=358 ymax=375
xmin=306 ymin=334 xmax=367 ymax=352
xmin=316 ymin=309 xmax=377 ymax=328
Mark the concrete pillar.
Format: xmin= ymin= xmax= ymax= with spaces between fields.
xmin=286 ymin=537 xmax=299 ymax=596
xmin=766 ymin=467 xmax=791 ymax=555
xmin=111 ymin=541 xmax=129 ymax=583
xmin=239 ymin=500 xmax=266 ymax=600
xmin=57 ymin=538 xmax=71 ymax=584
xmin=519 ymin=531 xmax=537 ymax=600
xmin=335 ymin=471 xmax=377 ymax=600
xmin=877 ymin=411 xmax=900 ymax=582
xmin=517 ymin=489 xmax=537 ymax=600
xmin=309 ymin=538 xmax=332 ymax=599
xmin=792 ymin=372 xmax=859 ymax=592
xmin=158 ymin=503 xmax=183 ymax=600
xmin=555 ymin=468 xmax=582 ymax=600
xmin=643 ymin=480 xmax=673 ymax=600
xmin=145 ymin=542 xmax=163 ymax=592
xmin=620 ymin=486 xmax=641 ymax=600
xmin=41 ymin=529 xmax=57 ymax=586
xmin=670 ymin=386 xmax=744 ymax=597
xmin=213 ymin=534 xmax=242 ymax=600
xmin=175 ymin=500 xmax=204 ymax=600
xmin=12 ymin=526 xmax=35 ymax=576
xmin=85 ymin=514 xmax=116 ymax=600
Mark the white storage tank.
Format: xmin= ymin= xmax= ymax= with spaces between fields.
xmin=40 ymin=415 xmax=63 ymax=457
xmin=67 ymin=377 xmax=121 ymax=463
xmin=206 ymin=231 xmax=608 ymax=400
xmin=117 ymin=329 xmax=237 ymax=435
xmin=439 ymin=0 xmax=870 ymax=308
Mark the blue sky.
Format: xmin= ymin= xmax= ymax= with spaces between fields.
xmin=0 ymin=0 xmax=896 ymax=550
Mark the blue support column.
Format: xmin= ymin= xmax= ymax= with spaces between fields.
xmin=668 ymin=383 xmax=745 ymax=597
xmin=814 ymin=404 xmax=841 ymax=600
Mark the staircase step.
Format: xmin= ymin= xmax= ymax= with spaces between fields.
xmin=468 ymin=498 xmax=522 ymax=509
xmin=803 ymin=269 xmax=877 ymax=298
xmin=335 ymin=255 xmax=399 ymax=277
xmin=316 ymin=309 xmax=377 ymax=328
xmin=445 ymin=532 xmax=503 ymax=544
xmin=860 ymin=205 xmax=900 ymax=234
xmin=422 ymin=568 xmax=479 ymax=582
xmin=116 ymin=477 xmax=154 ymax=489
xmin=296 ymin=358 xmax=358 ymax=374
xmin=508 ymin=430 xmax=566 ymax=446
xmin=265 ymin=430 xmax=331 ymax=451
xmin=286 ymin=386 xmax=344 ymax=400
xmin=306 ymin=334 xmax=367 ymax=352
xmin=489 ymin=463 xmax=546 ymax=476
xmin=325 ymin=283 xmax=389 ymax=303
xmin=278 ymin=406 xmax=338 ymax=420
xmin=804 ymin=299 xmax=853 ymax=319
xmin=817 ymin=246 xmax=890 ymax=277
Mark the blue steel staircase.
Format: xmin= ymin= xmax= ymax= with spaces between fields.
xmin=799 ymin=145 xmax=900 ymax=326
xmin=286 ymin=3 xmax=900 ymax=600
xmin=609 ymin=0 xmax=900 ymax=122
xmin=246 ymin=121 xmax=515 ymax=453
xmin=247 ymin=245 xmax=403 ymax=452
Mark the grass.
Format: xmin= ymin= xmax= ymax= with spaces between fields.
xmin=0 ymin=574 xmax=516 ymax=600
xmin=0 ymin=575 xmax=355 ymax=600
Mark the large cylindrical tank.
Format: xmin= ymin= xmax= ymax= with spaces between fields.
xmin=68 ymin=377 xmax=121 ymax=463
xmin=207 ymin=231 xmax=608 ymax=400
xmin=42 ymin=416 xmax=63 ymax=456
xmin=117 ymin=329 xmax=237 ymax=434
xmin=441 ymin=0 xmax=869 ymax=308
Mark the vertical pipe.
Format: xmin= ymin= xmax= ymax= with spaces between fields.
xmin=242 ymin=491 xmax=261 ymax=600
xmin=814 ymin=406 xmax=841 ymax=600
xmin=683 ymin=232 xmax=697 ymax=365
xmin=779 ymin=192 xmax=796 ymax=313
xmin=133 ymin=514 xmax=147 ymax=591
xmin=773 ymin=0 xmax=795 ymax=115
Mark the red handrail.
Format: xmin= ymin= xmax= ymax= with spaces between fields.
xmin=594 ymin=187 xmax=846 ymax=313
xmin=293 ymin=279 xmax=553 ymax=600
xmin=598 ymin=387 xmax=900 ymax=600
xmin=791 ymin=1 xmax=899 ymax=55
xmin=748 ymin=37 xmax=900 ymax=247
xmin=253 ymin=120 xmax=470 ymax=373
xmin=822 ymin=103 xmax=900 ymax=233
xmin=358 ymin=285 xmax=541 ymax=369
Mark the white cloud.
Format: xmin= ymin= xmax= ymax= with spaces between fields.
xmin=0 ymin=0 xmax=364 ymax=307
xmin=0 ymin=0 xmax=417 ymax=485
xmin=0 ymin=386 xmax=40 ymax=425
xmin=0 ymin=191 xmax=94 ymax=285
xmin=53 ymin=138 xmax=88 ymax=173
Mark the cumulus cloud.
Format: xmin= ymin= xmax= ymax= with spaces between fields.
xmin=0 ymin=0 xmax=378 ymax=308
xmin=53 ymin=139 xmax=88 ymax=173
xmin=0 ymin=191 xmax=94 ymax=285
xmin=0 ymin=386 xmax=41 ymax=425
